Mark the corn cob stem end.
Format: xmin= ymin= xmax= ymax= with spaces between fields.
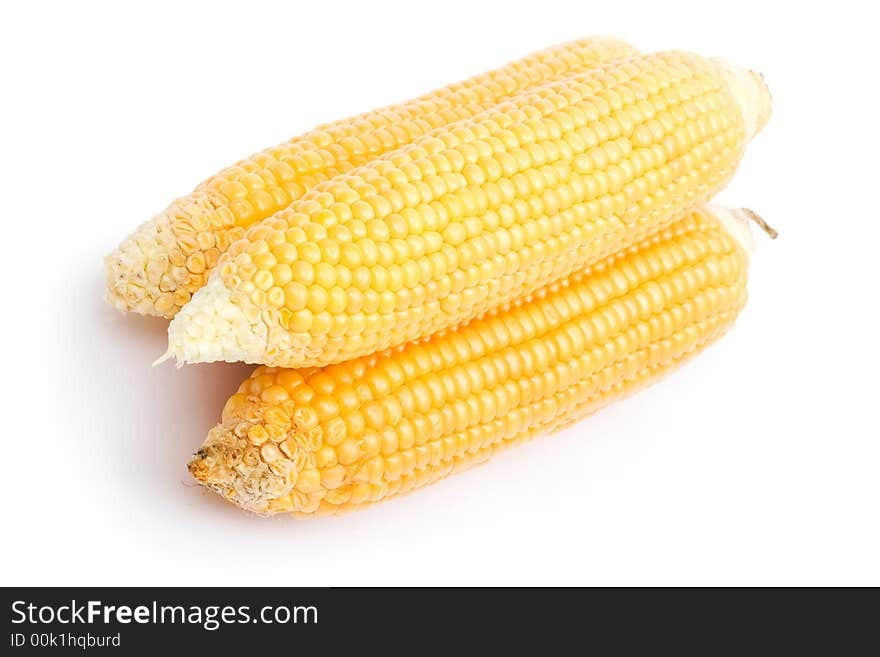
xmin=712 ymin=58 xmax=772 ymax=141
xmin=709 ymin=206 xmax=777 ymax=259
xmin=739 ymin=208 xmax=778 ymax=239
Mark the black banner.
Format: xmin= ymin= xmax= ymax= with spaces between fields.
xmin=2 ymin=587 xmax=874 ymax=652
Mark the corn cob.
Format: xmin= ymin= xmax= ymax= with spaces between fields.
xmin=188 ymin=206 xmax=753 ymax=516
xmin=166 ymin=51 xmax=770 ymax=368
xmin=106 ymin=37 xmax=638 ymax=318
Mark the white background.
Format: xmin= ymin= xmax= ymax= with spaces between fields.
xmin=2 ymin=0 xmax=878 ymax=586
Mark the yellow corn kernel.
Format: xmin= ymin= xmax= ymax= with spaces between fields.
xmin=187 ymin=207 xmax=753 ymax=516
xmin=167 ymin=51 xmax=770 ymax=368
xmin=106 ymin=37 xmax=639 ymax=318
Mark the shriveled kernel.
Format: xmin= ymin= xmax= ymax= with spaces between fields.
xmin=186 ymin=253 xmax=207 ymax=274
xmin=325 ymin=417 xmax=347 ymax=445
xmin=247 ymin=425 xmax=269 ymax=445
xmin=260 ymin=442 xmax=282 ymax=462
xmin=279 ymin=438 xmax=299 ymax=459
xmin=293 ymin=407 xmax=319 ymax=431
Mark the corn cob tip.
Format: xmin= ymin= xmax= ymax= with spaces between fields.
xmin=188 ymin=427 xmax=289 ymax=515
xmin=104 ymin=211 xmax=188 ymax=318
xmin=166 ymin=275 xmax=269 ymax=365
xmin=712 ymin=59 xmax=772 ymax=141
